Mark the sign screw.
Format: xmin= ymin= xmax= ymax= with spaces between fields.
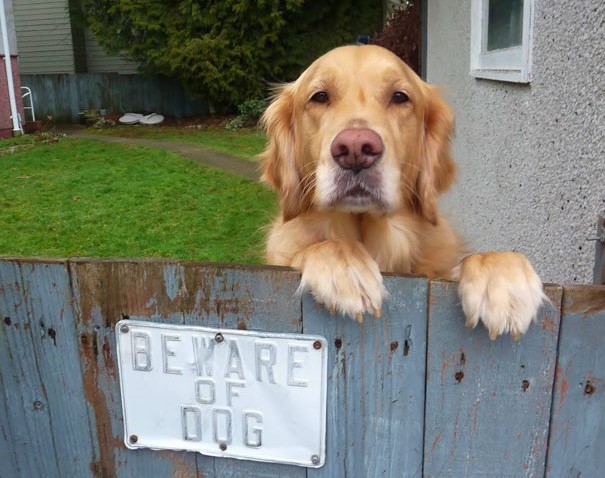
xmin=215 ymin=333 xmax=224 ymax=343
xmin=313 ymin=340 xmax=322 ymax=350
xmin=120 ymin=324 xmax=129 ymax=333
xmin=219 ymin=443 xmax=227 ymax=451
xmin=311 ymin=454 xmax=320 ymax=465
xmin=129 ymin=435 xmax=138 ymax=444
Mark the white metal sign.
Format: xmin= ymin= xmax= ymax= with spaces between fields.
xmin=115 ymin=320 xmax=327 ymax=467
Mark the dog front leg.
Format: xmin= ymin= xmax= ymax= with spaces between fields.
xmin=452 ymin=252 xmax=547 ymax=340
xmin=292 ymin=240 xmax=385 ymax=323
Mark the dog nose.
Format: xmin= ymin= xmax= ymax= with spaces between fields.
xmin=330 ymin=128 xmax=384 ymax=173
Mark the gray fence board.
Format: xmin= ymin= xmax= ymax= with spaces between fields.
xmin=18 ymin=260 xmax=97 ymax=478
xmin=546 ymin=285 xmax=605 ymax=477
xmin=423 ymin=281 xmax=562 ymax=478
xmin=305 ymin=275 xmax=429 ymax=478
xmin=0 ymin=260 xmax=62 ymax=478
xmin=69 ymin=259 xmax=305 ymax=478
xmin=70 ymin=259 xmax=197 ymax=478
xmin=178 ymin=263 xmax=305 ymax=478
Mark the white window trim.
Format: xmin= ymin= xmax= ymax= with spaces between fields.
xmin=470 ymin=0 xmax=534 ymax=83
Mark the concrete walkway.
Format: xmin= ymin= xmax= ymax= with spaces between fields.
xmin=60 ymin=128 xmax=259 ymax=181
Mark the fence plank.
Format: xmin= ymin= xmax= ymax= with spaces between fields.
xmin=305 ymin=275 xmax=429 ymax=478
xmin=546 ymin=285 xmax=605 ymax=477
xmin=0 ymin=260 xmax=61 ymax=477
xmin=70 ymin=259 xmax=198 ymax=478
xmin=423 ymin=281 xmax=562 ymax=478
xmin=177 ymin=262 xmax=306 ymax=478
xmin=70 ymin=260 xmax=305 ymax=478
xmin=19 ymin=261 xmax=98 ymax=478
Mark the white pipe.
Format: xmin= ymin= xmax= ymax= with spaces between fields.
xmin=0 ymin=0 xmax=20 ymax=133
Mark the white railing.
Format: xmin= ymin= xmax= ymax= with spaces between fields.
xmin=21 ymin=86 xmax=35 ymax=122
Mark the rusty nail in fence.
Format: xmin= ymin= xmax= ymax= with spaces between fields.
xmin=215 ymin=333 xmax=224 ymax=343
xmin=120 ymin=324 xmax=129 ymax=333
xmin=219 ymin=443 xmax=227 ymax=451
xmin=313 ymin=340 xmax=322 ymax=350
xmin=584 ymin=381 xmax=595 ymax=395
xmin=33 ymin=400 xmax=44 ymax=411
xmin=129 ymin=435 xmax=138 ymax=444
xmin=311 ymin=455 xmax=320 ymax=465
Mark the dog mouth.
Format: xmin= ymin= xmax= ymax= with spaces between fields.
xmin=345 ymin=184 xmax=372 ymax=198
xmin=328 ymin=171 xmax=386 ymax=210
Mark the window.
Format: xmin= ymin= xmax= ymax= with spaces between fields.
xmin=470 ymin=0 xmax=534 ymax=83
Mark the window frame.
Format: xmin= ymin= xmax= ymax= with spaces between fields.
xmin=470 ymin=0 xmax=534 ymax=83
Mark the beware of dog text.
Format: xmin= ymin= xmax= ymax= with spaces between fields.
xmin=116 ymin=321 xmax=327 ymax=467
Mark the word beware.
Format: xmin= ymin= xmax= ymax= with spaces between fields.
xmin=129 ymin=331 xmax=310 ymax=447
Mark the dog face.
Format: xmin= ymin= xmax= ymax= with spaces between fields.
xmin=260 ymin=45 xmax=456 ymax=224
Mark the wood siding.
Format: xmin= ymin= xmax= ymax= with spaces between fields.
xmin=13 ymin=0 xmax=75 ymax=74
xmin=84 ymin=28 xmax=139 ymax=75
xmin=1 ymin=258 xmax=603 ymax=477
xmin=13 ymin=1 xmax=139 ymax=75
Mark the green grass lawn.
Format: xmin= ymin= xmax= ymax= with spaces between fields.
xmin=0 ymin=137 xmax=276 ymax=263
xmin=85 ymin=125 xmax=267 ymax=160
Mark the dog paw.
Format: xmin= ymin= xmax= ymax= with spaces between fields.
xmin=452 ymin=252 xmax=548 ymax=340
xmin=292 ymin=240 xmax=385 ymax=322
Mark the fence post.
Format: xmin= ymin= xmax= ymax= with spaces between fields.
xmin=594 ymin=212 xmax=605 ymax=285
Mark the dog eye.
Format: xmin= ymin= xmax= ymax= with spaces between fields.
xmin=391 ymin=91 xmax=410 ymax=104
xmin=310 ymin=91 xmax=329 ymax=104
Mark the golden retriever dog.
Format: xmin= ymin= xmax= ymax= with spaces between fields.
xmin=259 ymin=45 xmax=546 ymax=340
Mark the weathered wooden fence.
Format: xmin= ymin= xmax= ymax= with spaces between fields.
xmin=0 ymin=257 xmax=603 ymax=478
xmin=20 ymin=74 xmax=210 ymax=123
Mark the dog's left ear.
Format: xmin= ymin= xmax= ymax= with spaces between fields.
xmin=416 ymin=85 xmax=457 ymax=224
xmin=259 ymin=83 xmax=307 ymax=221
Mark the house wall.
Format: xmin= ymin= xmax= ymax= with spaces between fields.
xmin=13 ymin=0 xmax=139 ymax=74
xmin=84 ymin=28 xmax=139 ymax=74
xmin=0 ymin=56 xmax=25 ymax=137
xmin=426 ymin=0 xmax=605 ymax=284
xmin=1 ymin=0 xmax=18 ymax=53
xmin=13 ymin=0 xmax=76 ymax=74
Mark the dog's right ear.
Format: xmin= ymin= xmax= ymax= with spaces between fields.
xmin=259 ymin=83 xmax=306 ymax=221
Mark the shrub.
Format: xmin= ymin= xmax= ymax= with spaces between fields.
xmin=226 ymin=99 xmax=267 ymax=131
xmin=373 ymin=1 xmax=421 ymax=74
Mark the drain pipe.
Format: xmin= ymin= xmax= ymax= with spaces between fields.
xmin=0 ymin=0 xmax=20 ymax=134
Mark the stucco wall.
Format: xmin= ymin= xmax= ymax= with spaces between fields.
xmin=426 ymin=0 xmax=604 ymax=284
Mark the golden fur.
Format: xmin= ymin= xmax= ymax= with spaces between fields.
xmin=260 ymin=45 xmax=545 ymax=339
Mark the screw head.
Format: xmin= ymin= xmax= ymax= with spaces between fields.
xmin=313 ymin=340 xmax=322 ymax=350
xmin=129 ymin=434 xmax=138 ymax=444
xmin=311 ymin=454 xmax=320 ymax=465
xmin=120 ymin=324 xmax=129 ymax=333
xmin=33 ymin=400 xmax=44 ymax=411
xmin=219 ymin=442 xmax=227 ymax=451
xmin=215 ymin=332 xmax=224 ymax=343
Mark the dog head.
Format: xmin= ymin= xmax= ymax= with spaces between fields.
xmin=260 ymin=44 xmax=455 ymax=224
